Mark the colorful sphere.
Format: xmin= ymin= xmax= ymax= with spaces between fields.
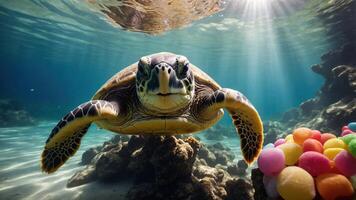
xmin=258 ymin=148 xmax=285 ymax=176
xmin=342 ymin=125 xmax=350 ymax=131
xmin=323 ymin=148 xmax=344 ymax=160
xmin=348 ymin=139 xmax=356 ymax=157
xmin=340 ymin=134 xmax=356 ymax=145
xmin=285 ymin=134 xmax=294 ymax=143
xmin=320 ymin=133 xmax=336 ymax=145
xmin=348 ymin=122 xmax=356 ymax=132
xmin=341 ymin=129 xmax=353 ymax=137
xmin=302 ymin=139 xmax=323 ymax=153
xmin=298 ymin=152 xmax=331 ymax=176
xmin=316 ymin=173 xmax=354 ymax=200
xmin=334 ymin=150 xmax=356 ymax=176
xmin=277 ymin=166 xmax=315 ymax=200
xmin=292 ymin=127 xmax=312 ymax=145
xmin=310 ymin=130 xmax=321 ymax=141
xmin=274 ymin=138 xmax=286 ymax=147
xmin=277 ymin=143 xmax=303 ymax=165
xmin=323 ymin=138 xmax=346 ymax=150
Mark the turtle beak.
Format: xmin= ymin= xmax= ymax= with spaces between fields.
xmin=150 ymin=63 xmax=173 ymax=95
xmin=146 ymin=62 xmax=185 ymax=96
xmin=157 ymin=65 xmax=171 ymax=95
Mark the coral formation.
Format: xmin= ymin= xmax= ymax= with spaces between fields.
xmin=68 ymin=135 xmax=254 ymax=200
xmin=0 ymin=99 xmax=36 ymax=127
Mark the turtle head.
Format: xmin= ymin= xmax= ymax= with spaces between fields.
xmin=136 ymin=53 xmax=195 ymax=113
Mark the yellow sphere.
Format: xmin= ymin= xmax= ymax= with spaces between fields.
xmin=277 ymin=166 xmax=315 ymax=200
xmin=323 ymin=138 xmax=346 ymax=150
xmin=323 ymin=148 xmax=344 ymax=160
xmin=277 ymin=143 xmax=302 ymax=165
xmin=285 ymin=134 xmax=294 ymax=143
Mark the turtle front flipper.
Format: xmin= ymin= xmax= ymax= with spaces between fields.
xmin=41 ymin=100 xmax=118 ymax=173
xmin=199 ymin=88 xmax=263 ymax=164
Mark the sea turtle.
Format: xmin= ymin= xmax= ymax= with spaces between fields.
xmin=41 ymin=52 xmax=264 ymax=173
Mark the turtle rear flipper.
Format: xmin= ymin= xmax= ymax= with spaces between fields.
xmin=41 ymin=100 xmax=118 ymax=173
xmin=199 ymin=88 xmax=263 ymax=164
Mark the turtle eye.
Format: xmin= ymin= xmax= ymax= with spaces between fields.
xmin=138 ymin=56 xmax=151 ymax=75
xmin=176 ymin=56 xmax=189 ymax=76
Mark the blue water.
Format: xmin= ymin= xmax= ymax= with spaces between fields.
xmin=0 ymin=0 xmax=339 ymax=121
xmin=0 ymin=0 xmax=351 ymax=199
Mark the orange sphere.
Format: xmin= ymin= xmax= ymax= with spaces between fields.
xmin=293 ymin=127 xmax=312 ymax=145
xmin=316 ymin=173 xmax=354 ymax=200
xmin=302 ymin=139 xmax=323 ymax=153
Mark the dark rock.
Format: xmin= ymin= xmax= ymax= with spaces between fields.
xmin=193 ymin=164 xmax=229 ymax=183
xmin=286 ymin=65 xmax=356 ymax=134
xmin=296 ymin=97 xmax=356 ymax=133
xmin=119 ymin=135 xmax=145 ymax=157
xmin=237 ymin=160 xmax=248 ymax=170
xmin=126 ymin=136 xmax=233 ymax=200
xmin=67 ymin=166 xmax=96 ymax=188
xmin=300 ymin=98 xmax=321 ymax=115
xmin=280 ymin=108 xmax=300 ymax=124
xmin=198 ymin=143 xmax=235 ymax=167
xmin=215 ymin=151 xmax=229 ymax=165
xmin=227 ymin=164 xmax=246 ymax=177
xmin=150 ymin=136 xmax=197 ymax=185
xmin=318 ymin=44 xmax=356 ymax=77
xmin=271 ymin=63 xmax=355 ymax=136
xmin=207 ymin=143 xmax=233 ymax=157
xmin=126 ymin=183 xmax=156 ymax=200
xmin=68 ymin=135 xmax=255 ymax=200
xmin=109 ymin=135 xmax=121 ymax=144
xmin=212 ymin=142 xmax=227 ymax=150
xmin=197 ymin=145 xmax=217 ymax=166
xmin=95 ymin=149 xmax=128 ymax=181
xmin=81 ymin=147 xmax=99 ymax=165
xmin=263 ymin=121 xmax=285 ymax=144
xmin=194 ymin=177 xmax=227 ymax=200
xmin=251 ymin=168 xmax=268 ymax=200
xmin=101 ymin=141 xmax=117 ymax=152
xmin=0 ymin=99 xmax=36 ymax=127
xmin=225 ymin=179 xmax=254 ymax=200
xmin=318 ymin=65 xmax=356 ymax=105
xmin=227 ymin=160 xmax=248 ymax=177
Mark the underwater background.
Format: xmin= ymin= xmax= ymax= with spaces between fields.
xmin=0 ymin=0 xmax=355 ymax=199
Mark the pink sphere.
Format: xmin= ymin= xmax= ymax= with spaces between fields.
xmin=334 ymin=150 xmax=356 ymax=177
xmin=341 ymin=130 xmax=353 ymax=137
xmin=274 ymin=138 xmax=286 ymax=147
xmin=298 ymin=152 xmax=331 ymax=177
xmin=310 ymin=130 xmax=321 ymax=141
xmin=258 ymin=148 xmax=285 ymax=176
xmin=342 ymin=126 xmax=350 ymax=131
